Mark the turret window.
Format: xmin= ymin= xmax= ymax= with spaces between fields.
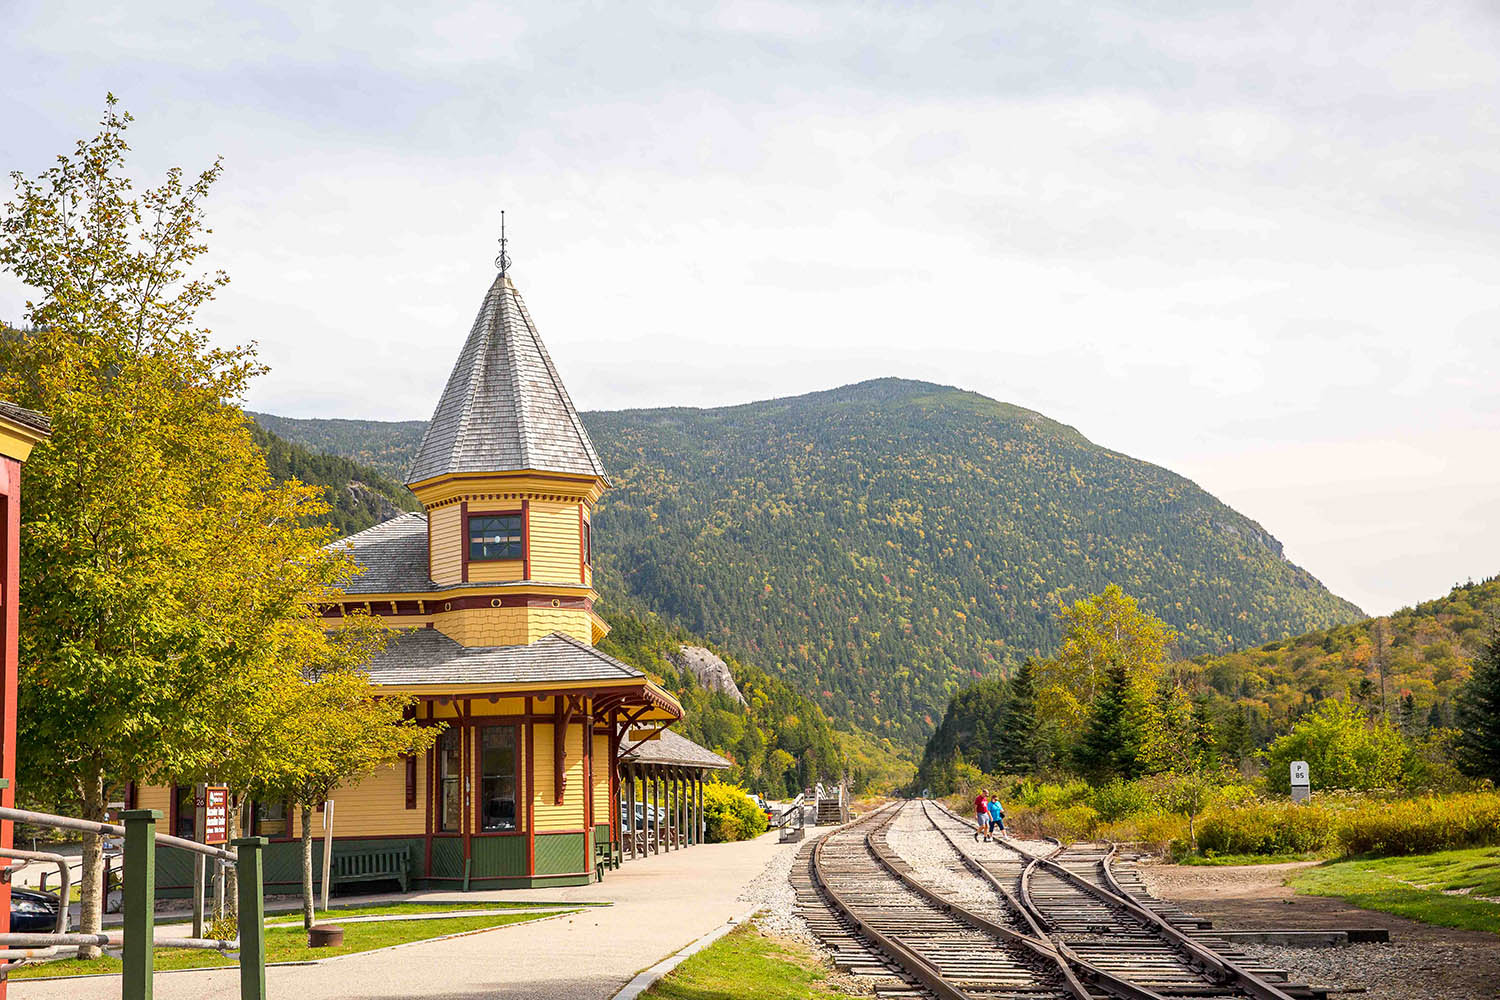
xmin=468 ymin=513 xmax=523 ymax=561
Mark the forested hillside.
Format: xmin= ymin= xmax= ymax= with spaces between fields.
xmin=255 ymin=377 xmax=1362 ymax=746
xmin=597 ymin=605 xmax=913 ymax=795
xmin=250 ymin=411 xmax=426 ymax=481
xmin=250 ymin=424 xmax=418 ymax=537
xmin=1190 ymin=575 xmax=1500 ymax=730
xmin=917 ymin=577 xmax=1498 ymax=790
xmin=246 ymin=417 xmax=904 ymax=792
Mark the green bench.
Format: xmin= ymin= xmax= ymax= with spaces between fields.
xmin=331 ymin=848 xmax=410 ymax=893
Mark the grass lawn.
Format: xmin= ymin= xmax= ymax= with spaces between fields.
xmin=8 ymin=908 xmax=575 ymax=979
xmin=1290 ymin=846 xmax=1500 ymax=934
xmin=640 ymin=923 xmax=846 ymax=1000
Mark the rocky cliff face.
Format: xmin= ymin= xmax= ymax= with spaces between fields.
xmin=669 ymin=645 xmax=747 ymax=706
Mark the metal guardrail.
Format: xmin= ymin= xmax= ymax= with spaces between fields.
xmin=773 ymin=793 xmax=807 ymax=841
xmin=0 ymin=806 xmax=268 ymax=1000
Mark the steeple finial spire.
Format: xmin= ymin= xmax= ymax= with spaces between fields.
xmin=495 ymin=210 xmax=511 ymax=275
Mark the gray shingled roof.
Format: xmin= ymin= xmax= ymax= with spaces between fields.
xmin=364 ymin=629 xmax=643 ymax=686
xmin=0 ymin=401 xmax=50 ymax=435
xmin=407 ymin=273 xmax=609 ymax=486
xmin=337 ymin=512 xmax=434 ymax=595
xmin=621 ymin=729 xmax=732 ymax=770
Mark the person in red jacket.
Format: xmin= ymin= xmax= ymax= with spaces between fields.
xmin=973 ymin=790 xmax=989 ymax=842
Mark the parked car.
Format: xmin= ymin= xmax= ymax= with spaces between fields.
xmin=10 ymin=887 xmax=64 ymax=933
xmin=619 ymin=801 xmax=668 ymax=830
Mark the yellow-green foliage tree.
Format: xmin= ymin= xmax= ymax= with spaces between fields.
xmin=260 ymin=668 xmax=440 ymax=930
xmin=1038 ymin=585 xmax=1179 ymax=736
xmin=0 ymin=97 xmax=392 ymax=956
xmin=1262 ymin=700 xmax=1407 ymax=793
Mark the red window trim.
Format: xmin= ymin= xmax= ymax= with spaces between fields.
xmin=473 ymin=722 xmax=523 ymax=835
xmin=465 ymin=508 xmax=525 ymax=566
xmin=436 ymin=727 xmax=463 ymax=833
xmin=404 ymin=754 xmax=417 ymax=810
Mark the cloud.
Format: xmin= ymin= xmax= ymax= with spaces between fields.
xmin=2 ymin=0 xmax=1497 ymax=613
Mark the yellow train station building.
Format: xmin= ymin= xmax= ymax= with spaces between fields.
xmin=137 ymin=258 xmax=715 ymax=892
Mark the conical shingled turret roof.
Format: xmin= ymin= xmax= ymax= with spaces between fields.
xmin=407 ymin=272 xmax=610 ymax=486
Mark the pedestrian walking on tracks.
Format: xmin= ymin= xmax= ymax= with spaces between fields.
xmin=972 ymin=790 xmax=989 ymax=841
xmin=987 ymin=796 xmax=1005 ymax=839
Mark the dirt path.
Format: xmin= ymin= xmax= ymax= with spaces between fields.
xmin=1141 ymin=861 xmax=1500 ymax=1000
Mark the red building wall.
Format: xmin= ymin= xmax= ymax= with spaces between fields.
xmin=0 ymin=455 xmax=18 ymax=993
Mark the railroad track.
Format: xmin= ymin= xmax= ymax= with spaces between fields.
xmin=793 ymin=800 xmax=1332 ymax=1000
xmin=921 ymin=802 xmax=1329 ymax=1000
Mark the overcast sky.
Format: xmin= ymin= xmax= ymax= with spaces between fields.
xmin=3 ymin=1 xmax=1497 ymax=616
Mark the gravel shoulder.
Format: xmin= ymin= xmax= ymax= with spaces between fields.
xmin=1142 ymin=860 xmax=1500 ymax=1000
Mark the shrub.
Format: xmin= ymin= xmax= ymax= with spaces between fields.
xmin=1332 ymin=791 xmax=1500 ymax=855
xmin=1099 ymin=809 xmax=1189 ymax=854
xmin=703 ymin=782 xmax=769 ymax=843
xmin=1263 ymin=700 xmax=1406 ymax=793
xmin=1196 ymin=800 xmax=1334 ymax=856
xmin=1092 ymin=778 xmax=1152 ymax=822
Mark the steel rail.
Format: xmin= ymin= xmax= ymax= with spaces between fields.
xmin=915 ymin=801 xmax=1170 ymax=1000
xmin=860 ymin=818 xmax=1094 ymax=1000
xmin=808 ymin=804 xmax=974 ymax=1000
xmin=930 ymin=800 xmax=1298 ymax=1000
xmin=1097 ymin=846 xmax=1299 ymax=1000
xmin=0 ymin=806 xmax=236 ymax=862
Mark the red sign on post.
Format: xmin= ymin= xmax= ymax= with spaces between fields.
xmin=203 ymin=787 xmax=230 ymax=845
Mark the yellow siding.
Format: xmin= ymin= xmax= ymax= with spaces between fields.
xmin=533 ymin=696 xmax=555 ymax=715
xmin=136 ymin=784 xmax=172 ymax=815
xmin=592 ymin=733 xmax=610 ymax=823
xmin=528 ymin=501 xmax=580 ymax=583
xmin=531 ymin=722 xmax=586 ymax=831
xmin=525 ymin=607 xmax=591 ymax=643
xmin=429 ymin=504 xmax=461 ymax=584
xmin=467 ymin=558 xmax=524 ymax=583
xmin=288 ymin=760 xmax=426 ymax=839
xmin=436 ymin=606 xmax=529 ymax=647
xmin=470 ymin=697 xmax=526 ymax=716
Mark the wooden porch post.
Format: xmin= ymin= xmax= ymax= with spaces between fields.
xmin=625 ymin=764 xmax=635 ymax=861
xmin=677 ymin=770 xmax=686 ymax=848
xmin=651 ymin=768 xmax=660 ymax=856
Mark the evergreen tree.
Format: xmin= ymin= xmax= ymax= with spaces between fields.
xmin=1072 ymin=659 xmax=1145 ymax=781
xmin=998 ymin=658 xmax=1041 ymax=774
xmin=1215 ymin=704 xmax=1253 ymax=767
xmin=1397 ymin=692 xmax=1418 ymax=740
xmin=1454 ymin=624 xmax=1500 ymax=782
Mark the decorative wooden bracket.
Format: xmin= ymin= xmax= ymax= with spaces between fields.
xmin=553 ymin=698 xmax=574 ymax=805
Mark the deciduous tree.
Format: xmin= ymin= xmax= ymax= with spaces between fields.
xmin=0 ymin=96 xmax=259 ymax=955
xmin=1038 ymin=585 xmax=1178 ymax=736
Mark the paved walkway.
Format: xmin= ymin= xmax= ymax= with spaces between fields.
xmin=13 ymin=832 xmax=795 ymax=1000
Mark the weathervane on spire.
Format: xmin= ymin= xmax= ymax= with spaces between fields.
xmin=495 ymin=210 xmax=511 ymax=275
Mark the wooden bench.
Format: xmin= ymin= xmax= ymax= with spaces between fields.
xmin=330 ymin=848 xmax=410 ymax=893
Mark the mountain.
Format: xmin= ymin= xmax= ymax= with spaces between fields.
xmin=254 ymin=377 xmax=1362 ymax=746
xmin=249 ymin=424 xmax=418 ymax=537
xmin=249 ymin=412 xmax=427 ymax=481
xmin=597 ymin=603 xmax=913 ymax=795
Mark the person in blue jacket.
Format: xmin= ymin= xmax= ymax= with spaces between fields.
xmin=986 ymin=796 xmax=1005 ymax=840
